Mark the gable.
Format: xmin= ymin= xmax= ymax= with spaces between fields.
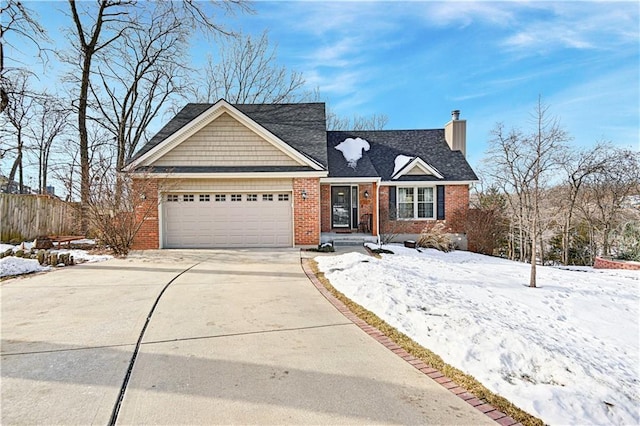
xmin=406 ymin=164 xmax=431 ymax=175
xmin=151 ymin=112 xmax=303 ymax=168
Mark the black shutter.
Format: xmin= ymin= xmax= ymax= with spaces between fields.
xmin=436 ymin=185 xmax=445 ymax=220
xmin=388 ymin=186 xmax=396 ymax=220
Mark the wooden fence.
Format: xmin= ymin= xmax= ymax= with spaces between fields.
xmin=0 ymin=193 xmax=78 ymax=242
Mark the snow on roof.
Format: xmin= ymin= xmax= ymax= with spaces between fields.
xmin=335 ymin=137 xmax=370 ymax=169
xmin=393 ymin=155 xmax=414 ymax=176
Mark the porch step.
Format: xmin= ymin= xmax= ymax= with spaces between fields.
xmin=321 ymin=233 xmax=378 ymax=246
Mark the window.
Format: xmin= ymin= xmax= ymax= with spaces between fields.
xmin=183 ymin=194 xmax=194 ymax=202
xmin=397 ymin=187 xmax=434 ymax=219
xmin=231 ymin=194 xmax=242 ymax=202
xmin=417 ymin=187 xmax=434 ymax=218
xmin=167 ymin=194 xmax=179 ymax=202
xmin=247 ymin=194 xmax=257 ymax=202
xmin=215 ymin=194 xmax=226 ymax=202
xmin=199 ymin=194 xmax=210 ymax=202
xmin=398 ymin=188 xmax=414 ymax=219
xmin=278 ymin=193 xmax=289 ymax=201
xmin=262 ymin=194 xmax=273 ymax=201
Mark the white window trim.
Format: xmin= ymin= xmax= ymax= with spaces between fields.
xmin=396 ymin=186 xmax=436 ymax=220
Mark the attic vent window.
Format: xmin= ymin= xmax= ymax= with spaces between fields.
xmin=335 ymin=137 xmax=370 ymax=169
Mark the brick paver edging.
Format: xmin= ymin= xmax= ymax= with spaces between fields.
xmin=300 ymin=257 xmax=523 ymax=426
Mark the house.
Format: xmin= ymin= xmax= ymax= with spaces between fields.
xmin=125 ymin=100 xmax=477 ymax=250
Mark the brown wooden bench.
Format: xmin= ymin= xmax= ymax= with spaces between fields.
xmin=47 ymin=236 xmax=86 ymax=249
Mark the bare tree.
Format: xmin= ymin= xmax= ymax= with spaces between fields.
xmin=326 ymin=111 xmax=389 ymax=131
xmin=557 ymin=142 xmax=610 ymax=264
xmin=580 ymin=148 xmax=640 ymax=257
xmin=0 ymin=0 xmax=47 ymax=113
xmin=62 ymin=0 xmax=248 ymax=230
xmin=485 ymin=98 xmax=570 ymax=287
xmin=484 ymin=125 xmax=529 ymax=262
xmin=1 ymin=71 xmax=34 ymax=193
xmin=65 ymin=0 xmax=135 ymax=227
xmin=193 ymin=30 xmax=309 ymax=104
xmin=26 ymin=93 xmax=71 ymax=194
xmin=90 ymin=6 xmax=191 ymax=202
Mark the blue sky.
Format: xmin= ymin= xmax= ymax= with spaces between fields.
xmin=228 ymin=1 xmax=639 ymax=166
xmin=11 ymin=1 xmax=640 ymax=171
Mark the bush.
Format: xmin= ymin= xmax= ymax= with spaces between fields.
xmin=417 ymin=223 xmax=454 ymax=252
xmin=616 ymin=221 xmax=640 ymax=262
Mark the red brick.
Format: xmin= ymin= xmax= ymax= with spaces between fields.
xmin=441 ymin=381 xmax=459 ymax=390
xmin=434 ymin=376 xmax=453 ymax=384
xmin=465 ymin=397 xmax=483 ymax=407
xmin=294 ymin=178 xmax=321 ymax=245
xmin=496 ymin=416 xmax=518 ymax=426
xmin=475 ymin=403 xmax=495 ymax=413
xmin=458 ymin=392 xmax=475 ymax=401
xmin=448 ymin=386 xmax=467 ymax=395
xmin=419 ymin=367 xmax=439 ymax=374
xmin=486 ymin=410 xmax=507 ymax=420
xmin=427 ymin=371 xmax=444 ymax=379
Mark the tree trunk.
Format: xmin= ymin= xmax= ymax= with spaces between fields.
xmin=78 ymin=48 xmax=92 ymax=231
xmin=562 ymin=215 xmax=570 ymax=265
xmin=529 ymin=212 xmax=537 ymax=287
xmin=603 ymin=223 xmax=611 ymax=257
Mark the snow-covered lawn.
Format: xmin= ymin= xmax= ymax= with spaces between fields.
xmin=316 ymin=245 xmax=639 ymax=425
xmin=0 ymin=240 xmax=112 ymax=278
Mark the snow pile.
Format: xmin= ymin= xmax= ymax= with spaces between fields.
xmin=0 ymin=257 xmax=50 ymax=277
xmin=0 ymin=242 xmax=34 ymax=253
xmin=0 ymin=240 xmax=112 ymax=278
xmin=393 ymin=155 xmax=413 ymax=176
xmin=335 ymin=137 xmax=370 ymax=169
xmin=52 ymin=249 xmax=112 ymax=263
xmin=316 ymin=245 xmax=639 ymax=425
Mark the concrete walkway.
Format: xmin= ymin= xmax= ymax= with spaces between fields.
xmin=1 ymin=249 xmax=494 ymax=425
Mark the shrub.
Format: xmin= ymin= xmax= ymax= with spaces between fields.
xmin=417 ymin=223 xmax=454 ymax=252
xmin=616 ymin=221 xmax=640 ymax=262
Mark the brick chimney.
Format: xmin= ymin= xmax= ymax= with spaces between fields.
xmin=444 ymin=110 xmax=466 ymax=157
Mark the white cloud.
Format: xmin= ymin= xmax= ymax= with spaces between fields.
xmin=500 ymin=2 xmax=638 ymax=53
xmin=418 ymin=2 xmax=517 ymax=28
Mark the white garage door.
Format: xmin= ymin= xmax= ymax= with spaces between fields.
xmin=162 ymin=192 xmax=293 ymax=248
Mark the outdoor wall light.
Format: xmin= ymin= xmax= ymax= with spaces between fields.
xmin=364 ymin=190 xmax=370 ymax=199
xmin=301 ymin=189 xmax=307 ymax=200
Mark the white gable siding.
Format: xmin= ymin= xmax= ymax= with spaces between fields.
xmin=406 ymin=165 xmax=431 ymax=176
xmin=152 ymin=112 xmax=302 ymax=167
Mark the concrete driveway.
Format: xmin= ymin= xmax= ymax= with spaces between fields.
xmin=1 ymin=249 xmax=494 ymax=425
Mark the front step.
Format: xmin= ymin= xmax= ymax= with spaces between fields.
xmin=321 ymin=234 xmax=378 ymax=246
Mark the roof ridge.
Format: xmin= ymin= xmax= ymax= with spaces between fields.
xmin=327 ymin=128 xmax=443 ymax=133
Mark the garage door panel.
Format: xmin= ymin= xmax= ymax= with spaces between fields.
xmin=163 ymin=192 xmax=292 ymax=248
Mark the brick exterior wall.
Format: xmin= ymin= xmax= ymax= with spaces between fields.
xmin=379 ymin=184 xmax=469 ymax=235
xmin=594 ymin=257 xmax=640 ymax=270
xmin=293 ymin=177 xmax=320 ymax=245
xmin=131 ymin=178 xmax=160 ymax=250
xmin=320 ymin=184 xmax=331 ymax=232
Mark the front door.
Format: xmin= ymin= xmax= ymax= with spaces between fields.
xmin=331 ymin=186 xmax=351 ymax=228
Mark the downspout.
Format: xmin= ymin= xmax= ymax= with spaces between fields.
xmin=376 ymin=178 xmax=381 ymax=246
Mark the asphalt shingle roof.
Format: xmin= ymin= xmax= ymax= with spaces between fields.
xmin=327 ymin=130 xmax=478 ymax=181
xmin=127 ymin=102 xmax=328 ymax=168
xmin=127 ymin=101 xmax=477 ymax=182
